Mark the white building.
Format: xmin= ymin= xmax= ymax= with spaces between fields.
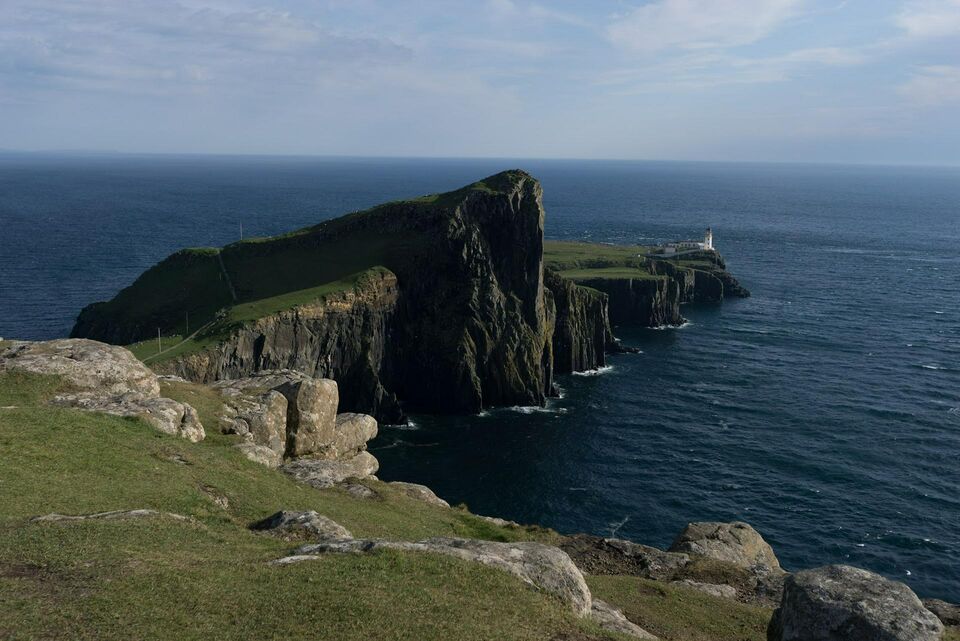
xmin=662 ymin=228 xmax=714 ymax=255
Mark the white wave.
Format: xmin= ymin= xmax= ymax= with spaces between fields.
xmin=506 ymin=405 xmax=568 ymax=414
xmin=921 ymin=364 xmax=947 ymax=370
xmin=572 ymin=365 xmax=615 ymax=377
xmin=647 ymin=320 xmax=693 ymax=331
xmin=478 ymin=410 xmax=491 ymax=418
xmin=934 ymin=311 xmax=945 ymax=315
xmin=388 ymin=419 xmax=420 ymax=431
xmin=555 ymin=385 xmax=566 ymax=399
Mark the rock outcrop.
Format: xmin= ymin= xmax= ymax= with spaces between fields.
xmin=212 ymin=371 xmax=379 ymax=476
xmin=0 ymin=339 xmax=204 ymax=442
xmin=923 ymin=598 xmax=960 ymax=626
xmin=670 ymin=521 xmax=781 ymax=573
xmin=389 ymin=481 xmax=450 ymax=507
xmin=576 ymin=275 xmax=684 ymax=328
xmin=250 ymin=510 xmax=353 ymax=541
xmin=561 ymin=534 xmax=690 ymax=580
xmin=767 ymin=565 xmax=944 ymax=641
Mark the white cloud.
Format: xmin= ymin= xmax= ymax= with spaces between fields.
xmin=895 ymin=0 xmax=960 ymax=40
xmin=898 ymin=65 xmax=960 ymax=105
xmin=607 ymin=0 xmax=804 ymax=53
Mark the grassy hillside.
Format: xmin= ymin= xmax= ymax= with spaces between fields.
xmin=0 ymin=369 xmax=789 ymax=641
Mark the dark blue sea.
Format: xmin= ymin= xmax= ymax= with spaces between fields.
xmin=2 ymin=153 xmax=958 ymax=601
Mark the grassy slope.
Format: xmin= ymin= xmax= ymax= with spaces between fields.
xmin=543 ymin=241 xmax=661 ymax=282
xmin=0 ymin=371 xmax=622 ymax=641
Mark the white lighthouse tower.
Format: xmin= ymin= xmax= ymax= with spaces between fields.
xmin=704 ymin=227 xmax=714 ymax=250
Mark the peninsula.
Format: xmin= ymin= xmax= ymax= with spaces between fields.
xmin=70 ymin=170 xmax=748 ymax=423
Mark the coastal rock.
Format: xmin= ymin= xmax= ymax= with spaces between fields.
xmin=275 ymin=378 xmax=339 ymax=458
xmin=235 ymin=442 xmax=283 ymax=468
xmin=768 ymin=565 xmax=943 ymax=641
xmin=218 ymin=388 xmax=287 ymax=456
xmin=590 ymin=598 xmax=659 ymax=640
xmin=281 ymin=451 xmax=379 ymax=489
xmin=280 ymin=537 xmax=593 ymax=616
xmin=575 ymin=275 xmax=684 ymax=329
xmin=51 ymin=391 xmax=205 ymax=443
xmin=562 ymin=534 xmax=690 ymax=580
xmin=923 ymin=598 xmax=960 ymax=626
xmin=0 ymin=338 xmax=159 ymax=396
xmin=250 ymin=510 xmax=352 ymax=541
xmin=672 ymin=579 xmax=738 ymax=599
xmin=389 ymin=481 xmax=450 ymax=508
xmin=331 ymin=413 xmax=378 ymax=459
xmin=670 ymin=521 xmax=781 ymax=572
xmin=545 ymin=269 xmax=614 ymax=374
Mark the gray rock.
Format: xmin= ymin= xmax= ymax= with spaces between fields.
xmin=390 ymin=481 xmax=449 ymax=507
xmin=31 ymin=509 xmax=189 ymax=522
xmin=281 ymin=451 xmax=379 ymax=489
xmin=338 ymin=482 xmax=379 ymax=499
xmin=670 ymin=521 xmax=781 ymax=572
xmin=478 ymin=515 xmax=521 ymax=528
xmin=672 ymin=579 xmax=738 ymax=599
xmin=218 ymin=388 xmax=287 ymax=456
xmin=0 ymin=339 xmax=160 ymax=396
xmin=278 ymin=536 xmax=593 ymax=616
xmin=275 ymin=378 xmax=339 ymax=457
xmin=235 ymin=442 xmax=283 ymax=468
xmin=51 ymin=391 xmax=205 ymax=442
xmin=561 ymin=534 xmax=689 ymax=580
xmin=768 ymin=565 xmax=944 ymax=641
xmin=331 ymin=413 xmax=378 ymax=458
xmin=250 ymin=511 xmax=352 ymax=541
xmin=590 ymin=598 xmax=659 ymax=639
xmin=923 ymin=598 xmax=960 ymax=626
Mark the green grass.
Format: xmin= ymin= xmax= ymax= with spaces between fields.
xmin=587 ymin=575 xmax=772 ymax=641
xmin=544 ymin=241 xmax=662 ymax=283
xmin=1 ymin=371 xmax=627 ymax=640
xmin=944 ymin=627 xmax=960 ymax=641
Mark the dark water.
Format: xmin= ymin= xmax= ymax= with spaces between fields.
xmin=2 ymin=154 xmax=959 ymax=600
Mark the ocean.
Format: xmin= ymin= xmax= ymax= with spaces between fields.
xmin=1 ymin=153 xmax=958 ymax=600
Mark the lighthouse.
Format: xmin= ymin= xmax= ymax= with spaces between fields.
xmin=704 ymin=227 xmax=714 ymax=250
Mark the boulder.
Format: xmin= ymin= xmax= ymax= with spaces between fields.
xmin=390 ymin=481 xmax=450 ymax=508
xmin=561 ymin=534 xmax=689 ymax=580
xmin=276 ymin=378 xmax=339 ymax=457
xmin=331 ymin=413 xmax=378 ymax=459
xmin=0 ymin=339 xmax=160 ymax=396
xmin=51 ymin=391 xmax=205 ymax=443
xmin=590 ymin=598 xmax=659 ymax=639
xmin=281 ymin=451 xmax=379 ymax=489
xmin=235 ymin=442 xmax=283 ymax=468
xmin=279 ymin=537 xmax=593 ymax=617
xmin=670 ymin=521 xmax=781 ymax=572
xmin=250 ymin=511 xmax=352 ymax=541
xmin=218 ymin=388 xmax=287 ymax=456
xmin=923 ymin=598 xmax=960 ymax=626
xmin=768 ymin=565 xmax=943 ymax=641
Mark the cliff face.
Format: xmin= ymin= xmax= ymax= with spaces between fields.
xmin=157 ymin=269 xmax=405 ymax=423
xmin=544 ymin=270 xmax=614 ymax=374
xmin=73 ymin=171 xmax=565 ymax=419
xmin=574 ymin=275 xmax=683 ymax=328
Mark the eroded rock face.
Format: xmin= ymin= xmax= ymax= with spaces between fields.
xmin=281 ymin=536 xmax=593 ymax=617
xmin=218 ymin=388 xmax=288 ymax=456
xmin=1 ymin=339 xmax=204 ymax=442
xmin=923 ymin=598 xmax=960 ymax=626
xmin=281 ymin=451 xmax=379 ymax=489
xmin=768 ymin=565 xmax=943 ymax=641
xmin=670 ymin=521 xmax=781 ymax=572
xmin=562 ymin=534 xmax=690 ymax=580
xmin=250 ymin=511 xmax=352 ymax=541
xmin=0 ymin=339 xmax=159 ymax=396
xmin=51 ymin=391 xmax=205 ymax=443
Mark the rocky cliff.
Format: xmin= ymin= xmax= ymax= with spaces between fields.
xmin=544 ymin=269 xmax=616 ymax=374
xmin=158 ymin=268 xmax=405 ymax=424
xmin=72 ymin=171 xmax=571 ymax=419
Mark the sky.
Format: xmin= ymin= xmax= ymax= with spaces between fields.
xmin=1 ymin=0 xmax=959 ymax=164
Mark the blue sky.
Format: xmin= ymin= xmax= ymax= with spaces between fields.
xmin=1 ymin=0 xmax=958 ymax=164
